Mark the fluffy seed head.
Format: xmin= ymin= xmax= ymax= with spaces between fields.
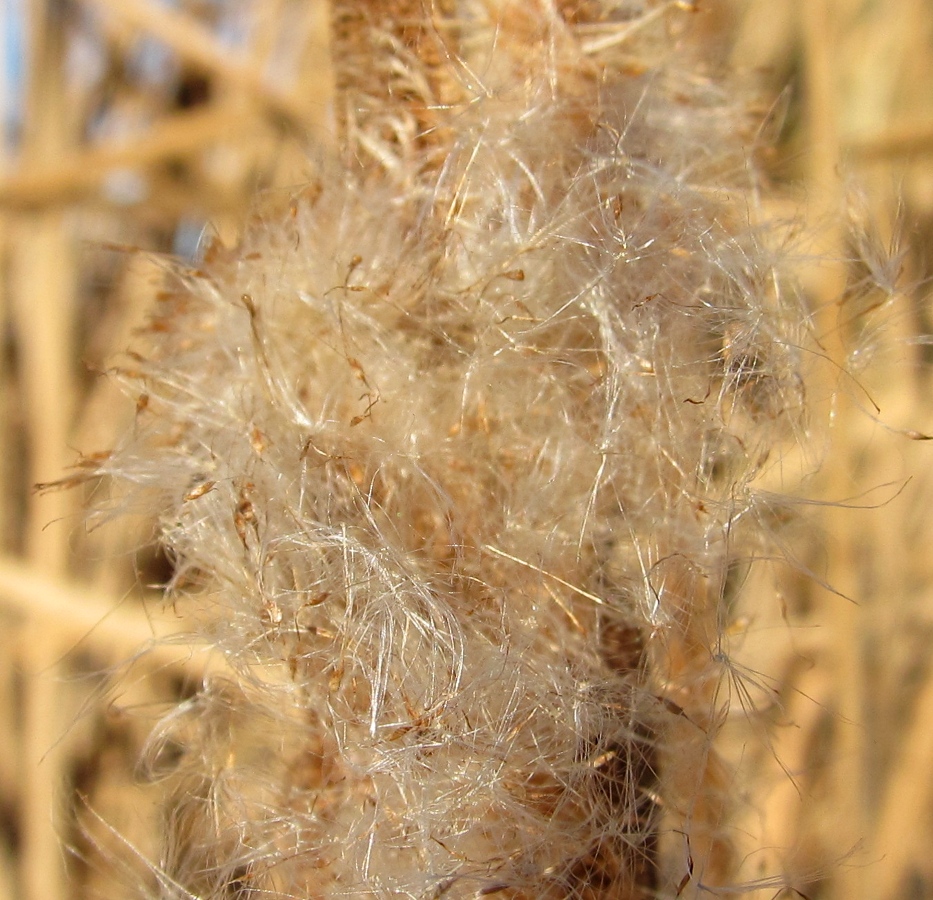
xmin=91 ymin=3 xmax=811 ymax=897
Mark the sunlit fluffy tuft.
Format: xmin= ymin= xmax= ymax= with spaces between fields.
xmin=95 ymin=3 xmax=811 ymax=897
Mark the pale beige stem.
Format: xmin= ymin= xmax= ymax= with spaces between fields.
xmin=80 ymin=0 xmax=313 ymax=134
xmin=0 ymin=106 xmax=260 ymax=209
xmin=801 ymin=4 xmax=869 ymax=900
xmin=0 ymin=558 xmax=213 ymax=673
xmin=13 ymin=6 xmax=78 ymax=897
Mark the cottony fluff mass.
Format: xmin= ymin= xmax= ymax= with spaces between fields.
xmin=89 ymin=2 xmax=810 ymax=897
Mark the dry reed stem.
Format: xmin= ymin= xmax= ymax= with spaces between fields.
xmin=847 ymin=119 xmax=933 ymax=160
xmin=13 ymin=1 xmax=76 ymax=573
xmin=0 ymin=559 xmax=214 ymax=674
xmin=873 ymin=660 xmax=933 ymax=899
xmin=0 ymin=214 xmax=10 ymax=552
xmin=81 ymin=0 xmax=315 ymax=134
xmin=0 ymin=106 xmax=261 ymax=209
xmin=801 ymin=5 xmax=872 ymax=898
xmin=20 ymin=623 xmax=66 ymax=900
xmin=13 ymin=5 xmax=80 ymax=896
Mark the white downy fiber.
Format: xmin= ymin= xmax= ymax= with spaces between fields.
xmin=90 ymin=2 xmax=812 ymax=897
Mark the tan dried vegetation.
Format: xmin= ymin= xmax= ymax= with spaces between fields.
xmin=0 ymin=2 xmax=930 ymax=899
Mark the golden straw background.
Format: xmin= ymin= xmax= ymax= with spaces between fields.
xmin=0 ymin=1 xmax=930 ymax=898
